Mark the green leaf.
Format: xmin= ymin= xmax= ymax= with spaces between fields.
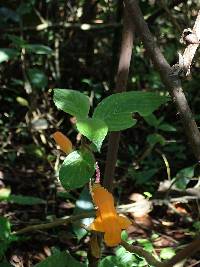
xmin=0 ymin=188 xmax=11 ymax=200
xmin=53 ymin=89 xmax=90 ymax=119
xmin=27 ymin=68 xmax=48 ymax=89
xmin=93 ymin=92 xmax=168 ymax=131
xmin=73 ymin=187 xmax=94 ymax=240
xmin=76 ymin=118 xmax=108 ymax=151
xmin=174 ymin=166 xmax=195 ymax=190
xmin=0 ymin=217 xmax=11 ymax=240
xmin=158 ymin=123 xmax=176 ymax=132
xmin=143 ymin=113 xmax=161 ymax=128
xmin=34 ymin=251 xmax=86 ymax=267
xmin=59 ymin=150 xmax=95 ymax=190
xmin=24 ymin=44 xmax=53 ymax=55
xmin=0 ymin=48 xmax=18 ymax=63
xmin=0 ymin=217 xmax=11 ymax=258
xmin=147 ymin=133 xmax=166 ymax=146
xmin=130 ymin=168 xmax=158 ymax=185
xmin=6 ymin=34 xmax=27 ymax=47
xmin=99 ymin=256 xmax=125 ymax=267
xmin=137 ymin=239 xmax=154 ymax=253
xmin=160 ymin=247 xmax=175 ymax=260
xmin=0 ymin=7 xmax=19 ymax=23
xmin=8 ymin=195 xmax=45 ymax=205
xmin=16 ymin=96 xmax=29 ymax=107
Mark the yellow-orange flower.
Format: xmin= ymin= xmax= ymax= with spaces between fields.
xmin=90 ymin=184 xmax=131 ymax=247
xmin=53 ymin=131 xmax=73 ymax=154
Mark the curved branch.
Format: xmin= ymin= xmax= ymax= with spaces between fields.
xmin=124 ymin=0 xmax=200 ymax=161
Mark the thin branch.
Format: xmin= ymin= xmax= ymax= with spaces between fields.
xmin=124 ymin=0 xmax=200 ymax=161
xmin=121 ymin=240 xmax=163 ymax=267
xmin=182 ymin=10 xmax=200 ymax=74
xmin=13 ymin=211 xmax=95 ymax=235
xmin=121 ymin=236 xmax=200 ymax=267
xmin=103 ymin=6 xmax=135 ymax=192
xmin=5 ymin=22 xmax=121 ymax=32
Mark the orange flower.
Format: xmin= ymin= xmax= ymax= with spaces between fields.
xmin=90 ymin=184 xmax=131 ymax=247
xmin=53 ymin=131 xmax=73 ymax=154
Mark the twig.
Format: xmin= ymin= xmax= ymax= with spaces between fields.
xmin=121 ymin=240 xmax=164 ymax=267
xmin=124 ymin=0 xmax=200 ymax=161
xmin=13 ymin=211 xmax=95 ymax=235
xmin=5 ymin=22 xmax=121 ymax=32
xmin=182 ymin=10 xmax=200 ymax=75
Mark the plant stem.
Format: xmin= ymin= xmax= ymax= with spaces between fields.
xmin=103 ymin=6 xmax=135 ymax=192
xmin=13 ymin=211 xmax=95 ymax=235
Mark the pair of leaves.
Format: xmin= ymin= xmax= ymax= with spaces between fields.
xmin=54 ymin=89 xmax=168 ymax=151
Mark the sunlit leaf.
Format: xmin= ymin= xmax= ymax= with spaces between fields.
xmin=16 ymin=96 xmax=29 ymax=107
xmin=0 ymin=188 xmax=11 ymax=200
xmin=54 ymin=89 xmax=90 ymax=119
xmin=0 ymin=48 xmax=18 ymax=63
xmin=76 ymin=118 xmax=108 ymax=151
xmin=160 ymin=247 xmax=175 ymax=260
xmin=24 ymin=44 xmax=53 ymax=55
xmin=93 ymin=92 xmax=168 ymax=131
xmin=59 ymin=149 xmax=95 ymax=189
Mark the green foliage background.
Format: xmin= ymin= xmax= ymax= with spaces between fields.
xmin=0 ymin=0 xmax=200 ymax=266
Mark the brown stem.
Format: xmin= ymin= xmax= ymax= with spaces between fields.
xmin=124 ymin=0 xmax=200 ymax=161
xmin=103 ymin=6 xmax=135 ymax=192
xmin=13 ymin=211 xmax=95 ymax=235
xmin=88 ymin=6 xmax=135 ymax=267
xmin=182 ymin=10 xmax=200 ymax=73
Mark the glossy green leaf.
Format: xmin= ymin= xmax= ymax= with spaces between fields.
xmin=34 ymin=251 xmax=86 ymax=267
xmin=93 ymin=92 xmax=168 ymax=131
xmin=0 ymin=48 xmax=18 ymax=63
xmin=59 ymin=150 xmax=95 ymax=190
xmin=53 ymin=89 xmax=90 ymax=119
xmin=76 ymin=118 xmax=108 ymax=151
xmin=24 ymin=44 xmax=53 ymax=55
xmin=158 ymin=123 xmax=176 ymax=132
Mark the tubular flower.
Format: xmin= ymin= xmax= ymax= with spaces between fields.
xmin=53 ymin=131 xmax=73 ymax=154
xmin=90 ymin=183 xmax=132 ymax=247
